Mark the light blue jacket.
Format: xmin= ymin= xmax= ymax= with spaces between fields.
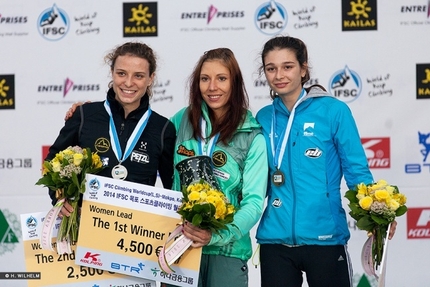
xmin=171 ymin=104 xmax=268 ymax=260
xmin=256 ymin=86 xmax=372 ymax=246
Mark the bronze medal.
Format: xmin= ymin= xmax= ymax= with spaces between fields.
xmin=272 ymin=169 xmax=284 ymax=186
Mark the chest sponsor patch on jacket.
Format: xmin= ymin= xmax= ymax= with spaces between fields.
xmin=304 ymin=147 xmax=322 ymax=158
xmin=212 ymin=151 xmax=227 ymax=167
xmin=95 ymin=137 xmax=110 ymax=153
xmin=130 ymin=151 xmax=149 ymax=164
xmin=177 ymin=145 xmax=195 ymax=157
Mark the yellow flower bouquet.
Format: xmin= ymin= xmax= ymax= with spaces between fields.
xmin=345 ymin=179 xmax=407 ymax=273
xmin=158 ymin=155 xmax=236 ymax=273
xmin=177 ymin=179 xmax=235 ymax=234
xmin=36 ymin=146 xmax=103 ymax=251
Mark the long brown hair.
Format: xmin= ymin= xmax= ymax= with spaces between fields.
xmin=187 ymin=48 xmax=249 ymax=144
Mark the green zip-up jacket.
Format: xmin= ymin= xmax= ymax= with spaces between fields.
xmin=170 ymin=104 xmax=268 ymax=260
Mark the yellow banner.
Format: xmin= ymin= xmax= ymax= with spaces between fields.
xmin=21 ymin=211 xmax=155 ymax=287
xmin=75 ymin=174 xmax=201 ymax=287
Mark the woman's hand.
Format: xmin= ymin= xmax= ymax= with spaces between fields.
xmin=58 ymin=200 xmax=74 ymax=218
xmin=388 ymin=220 xmax=397 ymax=240
xmin=64 ymin=101 xmax=89 ymax=120
xmin=182 ymin=221 xmax=212 ymax=248
xmin=58 ymin=200 xmax=81 ymax=218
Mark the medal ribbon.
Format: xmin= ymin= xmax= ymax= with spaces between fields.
xmin=271 ymin=89 xmax=306 ymax=170
xmin=158 ymin=224 xmax=193 ymax=274
xmin=198 ymin=117 xmax=219 ymax=157
xmin=104 ymin=100 xmax=152 ymax=164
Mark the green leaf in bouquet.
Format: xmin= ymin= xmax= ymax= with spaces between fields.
xmin=348 ymin=203 xmax=362 ymax=214
xmin=65 ymin=184 xmax=78 ymax=198
xmin=84 ymin=148 xmax=92 ymax=165
xmin=192 ymin=203 xmax=211 ymax=214
xmin=192 ymin=213 xmax=203 ymax=227
xmin=344 ymin=189 xmax=358 ymax=203
xmin=181 ymin=186 xmax=189 ymax=202
xmin=348 ymin=211 xmax=361 ymax=222
xmin=35 ymin=175 xmax=55 ymax=188
xmin=396 ymin=205 xmax=408 ymax=216
xmin=370 ymin=214 xmax=389 ymax=225
xmin=71 ymin=172 xmax=80 ymax=188
xmin=356 ymin=215 xmax=375 ymax=232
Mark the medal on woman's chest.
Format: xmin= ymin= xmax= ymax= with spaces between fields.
xmin=112 ymin=164 xmax=128 ymax=180
xmin=104 ymin=101 xmax=152 ymax=182
xmin=272 ymin=169 xmax=284 ymax=186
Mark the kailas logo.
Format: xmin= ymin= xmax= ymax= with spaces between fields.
xmin=123 ymin=2 xmax=157 ymax=37
xmin=0 ymin=75 xmax=15 ymax=109
xmin=255 ymin=1 xmax=288 ymax=35
xmin=304 ymin=147 xmax=322 ymax=158
xmin=303 ymin=122 xmax=315 ymax=136
xmin=131 ymin=151 xmax=150 ymax=164
xmin=404 ymin=131 xmax=430 ymax=174
xmin=37 ymin=4 xmax=70 ymax=41
xmin=329 ymin=65 xmax=362 ymax=103
xmin=0 ymin=209 xmax=20 ymax=255
xmin=361 ymin=137 xmax=390 ymax=168
xmin=341 ymin=0 xmax=377 ymax=31
xmin=416 ymin=63 xmax=430 ymax=99
xmin=80 ymin=252 xmax=102 ymax=266
xmin=407 ymin=207 xmax=430 ymax=239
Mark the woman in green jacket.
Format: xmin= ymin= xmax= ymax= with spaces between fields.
xmin=167 ymin=48 xmax=268 ymax=287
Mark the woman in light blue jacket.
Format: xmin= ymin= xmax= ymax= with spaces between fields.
xmin=255 ymin=36 xmax=396 ymax=287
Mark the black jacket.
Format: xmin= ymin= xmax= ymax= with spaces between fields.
xmin=47 ymin=88 xmax=176 ymax=205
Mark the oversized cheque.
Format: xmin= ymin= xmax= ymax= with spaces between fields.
xmin=75 ymin=174 xmax=202 ymax=287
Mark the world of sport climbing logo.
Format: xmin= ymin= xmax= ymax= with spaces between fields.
xmin=328 ymin=65 xmax=362 ymax=103
xmin=37 ymin=4 xmax=70 ymax=41
xmin=254 ymin=0 xmax=288 ymax=35
xmin=0 ymin=209 xmax=21 ymax=256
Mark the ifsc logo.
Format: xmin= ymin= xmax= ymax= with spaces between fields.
xmin=254 ymin=1 xmax=287 ymax=35
xmin=37 ymin=4 xmax=70 ymax=41
xmin=328 ymin=65 xmax=362 ymax=103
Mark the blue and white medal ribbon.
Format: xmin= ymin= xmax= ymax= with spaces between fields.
xmin=104 ymin=100 xmax=152 ymax=180
xmin=199 ymin=117 xmax=219 ymax=157
xmin=270 ymin=89 xmax=306 ymax=186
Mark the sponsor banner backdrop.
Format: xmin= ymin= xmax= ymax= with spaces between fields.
xmin=1 ymin=0 xmax=430 ymax=286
